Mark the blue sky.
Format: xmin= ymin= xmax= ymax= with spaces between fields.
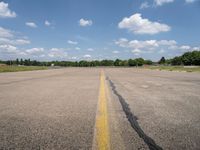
xmin=0 ymin=0 xmax=200 ymax=61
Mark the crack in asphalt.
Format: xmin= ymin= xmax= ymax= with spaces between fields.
xmin=107 ymin=77 xmax=163 ymax=150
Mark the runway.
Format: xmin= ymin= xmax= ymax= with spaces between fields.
xmin=0 ymin=68 xmax=200 ymax=149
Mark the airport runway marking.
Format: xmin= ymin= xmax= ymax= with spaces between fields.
xmin=94 ymin=70 xmax=110 ymax=150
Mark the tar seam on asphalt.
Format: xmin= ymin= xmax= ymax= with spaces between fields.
xmin=107 ymin=77 xmax=163 ymax=150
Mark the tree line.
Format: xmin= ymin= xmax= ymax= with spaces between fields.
xmin=0 ymin=50 xmax=200 ymax=67
xmin=0 ymin=58 xmax=153 ymax=67
xmin=158 ymin=50 xmax=200 ymax=66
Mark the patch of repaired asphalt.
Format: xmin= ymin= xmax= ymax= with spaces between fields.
xmin=107 ymin=77 xmax=163 ymax=150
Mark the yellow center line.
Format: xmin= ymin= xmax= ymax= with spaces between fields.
xmin=94 ymin=70 xmax=110 ymax=150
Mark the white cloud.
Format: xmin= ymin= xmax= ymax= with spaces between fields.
xmin=112 ymin=50 xmax=119 ymax=54
xmin=193 ymin=47 xmax=200 ymax=50
xmin=68 ymin=40 xmax=78 ymax=45
xmin=0 ymin=27 xmax=13 ymax=38
xmin=115 ymin=38 xmax=129 ymax=47
xmin=115 ymin=38 xmax=177 ymax=49
xmin=179 ymin=45 xmax=191 ymax=51
xmin=0 ymin=44 xmax=29 ymax=57
xmin=0 ymin=26 xmax=30 ymax=46
xmin=140 ymin=2 xmax=150 ymax=9
xmin=157 ymin=40 xmax=177 ymax=46
xmin=158 ymin=49 xmax=165 ymax=53
xmin=48 ymin=48 xmax=68 ymax=58
xmin=71 ymin=56 xmax=77 ymax=60
xmin=0 ymin=2 xmax=16 ymax=18
xmin=15 ymin=39 xmax=30 ymax=45
xmin=118 ymin=13 xmax=171 ymax=35
xmin=26 ymin=48 xmax=44 ymax=54
xmin=45 ymin=20 xmax=51 ymax=26
xmin=185 ymin=0 xmax=197 ymax=3
xmin=79 ymin=18 xmax=93 ymax=27
xmin=87 ymin=48 xmax=94 ymax=51
xmin=115 ymin=38 xmax=200 ymax=57
xmin=39 ymin=54 xmax=45 ymax=57
xmin=0 ymin=38 xmax=30 ymax=45
xmin=83 ymin=54 xmax=91 ymax=58
xmin=131 ymin=49 xmax=142 ymax=53
xmin=129 ymin=40 xmax=159 ymax=49
xmin=26 ymin=22 xmax=37 ymax=28
xmin=0 ymin=44 xmax=18 ymax=53
xmin=75 ymin=47 xmax=80 ymax=50
xmin=154 ymin=0 xmax=174 ymax=6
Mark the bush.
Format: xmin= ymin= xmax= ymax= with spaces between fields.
xmin=128 ymin=59 xmax=137 ymax=66
xmin=171 ymin=56 xmax=182 ymax=65
xmin=182 ymin=51 xmax=200 ymax=65
xmin=158 ymin=57 xmax=166 ymax=64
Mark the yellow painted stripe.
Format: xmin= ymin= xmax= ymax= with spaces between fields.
xmin=95 ymin=70 xmax=110 ymax=150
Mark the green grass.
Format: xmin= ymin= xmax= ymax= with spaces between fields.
xmin=147 ymin=66 xmax=200 ymax=72
xmin=0 ymin=65 xmax=48 ymax=73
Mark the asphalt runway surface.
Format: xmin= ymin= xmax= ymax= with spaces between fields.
xmin=0 ymin=68 xmax=200 ymax=149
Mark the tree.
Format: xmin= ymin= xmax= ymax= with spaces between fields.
xmin=16 ymin=58 xmax=19 ymax=65
xmin=171 ymin=56 xmax=182 ymax=65
xmin=20 ymin=59 xmax=24 ymax=65
xmin=120 ymin=60 xmax=128 ymax=66
xmin=135 ymin=58 xmax=144 ymax=66
xmin=158 ymin=57 xmax=166 ymax=64
xmin=128 ymin=59 xmax=137 ymax=66
xmin=144 ymin=60 xmax=153 ymax=65
xmin=100 ymin=60 xmax=114 ymax=66
xmin=182 ymin=51 xmax=200 ymax=65
xmin=114 ymin=59 xmax=121 ymax=66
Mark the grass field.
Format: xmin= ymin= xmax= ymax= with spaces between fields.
xmin=148 ymin=66 xmax=200 ymax=72
xmin=0 ymin=65 xmax=48 ymax=73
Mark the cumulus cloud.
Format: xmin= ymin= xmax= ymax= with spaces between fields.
xmin=118 ymin=13 xmax=171 ymax=35
xmin=15 ymin=39 xmax=30 ymax=45
xmin=193 ymin=47 xmax=200 ymax=50
xmin=115 ymin=38 xmax=129 ymax=47
xmin=140 ymin=2 xmax=150 ymax=9
xmin=115 ymin=38 xmax=179 ymax=55
xmin=26 ymin=22 xmax=37 ymax=28
xmin=0 ymin=44 xmax=18 ymax=53
xmin=75 ymin=47 xmax=80 ymax=50
xmin=177 ymin=45 xmax=200 ymax=52
xmin=48 ymin=48 xmax=68 ymax=58
xmin=131 ymin=49 xmax=142 ymax=54
xmin=115 ymin=38 xmax=200 ymax=57
xmin=0 ymin=26 xmax=30 ymax=46
xmin=0 ymin=38 xmax=30 ymax=45
xmin=0 ymin=27 xmax=13 ymax=38
xmin=71 ymin=56 xmax=77 ymax=59
xmin=68 ymin=40 xmax=78 ymax=45
xmin=158 ymin=49 xmax=165 ymax=53
xmin=26 ymin=48 xmax=44 ymax=55
xmin=130 ymin=49 xmax=142 ymax=56
xmin=115 ymin=38 xmax=177 ymax=49
xmin=154 ymin=0 xmax=174 ymax=6
xmin=185 ymin=0 xmax=198 ymax=3
xmin=0 ymin=26 xmax=33 ymax=59
xmin=45 ymin=20 xmax=51 ymax=26
xmin=83 ymin=54 xmax=91 ymax=58
xmin=87 ymin=48 xmax=94 ymax=51
xmin=0 ymin=2 xmax=16 ymax=18
xmin=79 ymin=18 xmax=93 ymax=27
xmin=112 ymin=50 xmax=119 ymax=54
